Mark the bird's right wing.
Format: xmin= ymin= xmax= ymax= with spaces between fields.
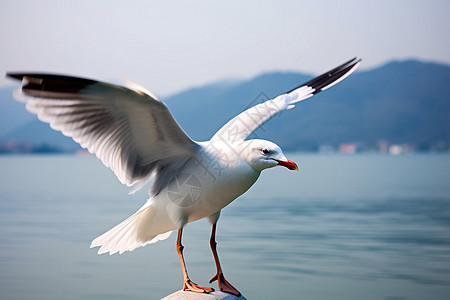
xmin=7 ymin=73 xmax=198 ymax=195
xmin=211 ymin=58 xmax=361 ymax=143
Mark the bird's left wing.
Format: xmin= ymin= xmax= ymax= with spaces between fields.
xmin=7 ymin=73 xmax=198 ymax=194
xmin=211 ymin=58 xmax=361 ymax=143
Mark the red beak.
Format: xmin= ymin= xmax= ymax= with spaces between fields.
xmin=275 ymin=159 xmax=299 ymax=171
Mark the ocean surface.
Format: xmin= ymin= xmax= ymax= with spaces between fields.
xmin=0 ymin=153 xmax=449 ymax=300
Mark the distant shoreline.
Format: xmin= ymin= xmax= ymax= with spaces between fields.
xmin=1 ymin=147 xmax=448 ymax=156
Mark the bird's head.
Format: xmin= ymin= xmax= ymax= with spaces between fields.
xmin=243 ymin=139 xmax=298 ymax=172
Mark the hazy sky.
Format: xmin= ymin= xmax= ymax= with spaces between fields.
xmin=1 ymin=0 xmax=449 ymax=95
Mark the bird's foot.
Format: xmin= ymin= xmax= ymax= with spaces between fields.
xmin=209 ymin=272 xmax=241 ymax=296
xmin=183 ymin=279 xmax=214 ymax=294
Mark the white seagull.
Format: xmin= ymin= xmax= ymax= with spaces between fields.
xmin=7 ymin=57 xmax=361 ymax=296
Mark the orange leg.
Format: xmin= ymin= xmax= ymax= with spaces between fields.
xmin=176 ymin=228 xmax=214 ymax=293
xmin=209 ymin=222 xmax=241 ymax=296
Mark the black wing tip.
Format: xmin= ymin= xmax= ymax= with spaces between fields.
xmin=6 ymin=72 xmax=98 ymax=83
xmin=6 ymin=72 xmax=26 ymax=81
xmin=286 ymin=57 xmax=361 ymax=94
xmin=5 ymin=72 xmax=99 ymax=96
xmin=340 ymin=57 xmax=362 ymax=66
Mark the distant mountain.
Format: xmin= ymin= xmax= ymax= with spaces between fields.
xmin=1 ymin=59 xmax=449 ymax=153
xmin=167 ymin=59 xmax=450 ymax=151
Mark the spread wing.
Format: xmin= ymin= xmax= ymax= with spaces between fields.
xmin=211 ymin=57 xmax=361 ymax=143
xmin=7 ymin=73 xmax=198 ymax=195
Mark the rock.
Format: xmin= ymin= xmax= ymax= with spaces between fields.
xmin=161 ymin=290 xmax=247 ymax=300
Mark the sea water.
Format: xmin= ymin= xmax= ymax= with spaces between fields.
xmin=0 ymin=154 xmax=449 ymax=300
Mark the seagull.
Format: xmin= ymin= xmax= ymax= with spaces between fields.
xmin=7 ymin=57 xmax=361 ymax=296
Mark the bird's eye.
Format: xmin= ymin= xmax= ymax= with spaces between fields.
xmin=261 ymin=148 xmax=269 ymax=155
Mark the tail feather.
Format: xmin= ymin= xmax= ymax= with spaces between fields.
xmin=90 ymin=202 xmax=175 ymax=255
